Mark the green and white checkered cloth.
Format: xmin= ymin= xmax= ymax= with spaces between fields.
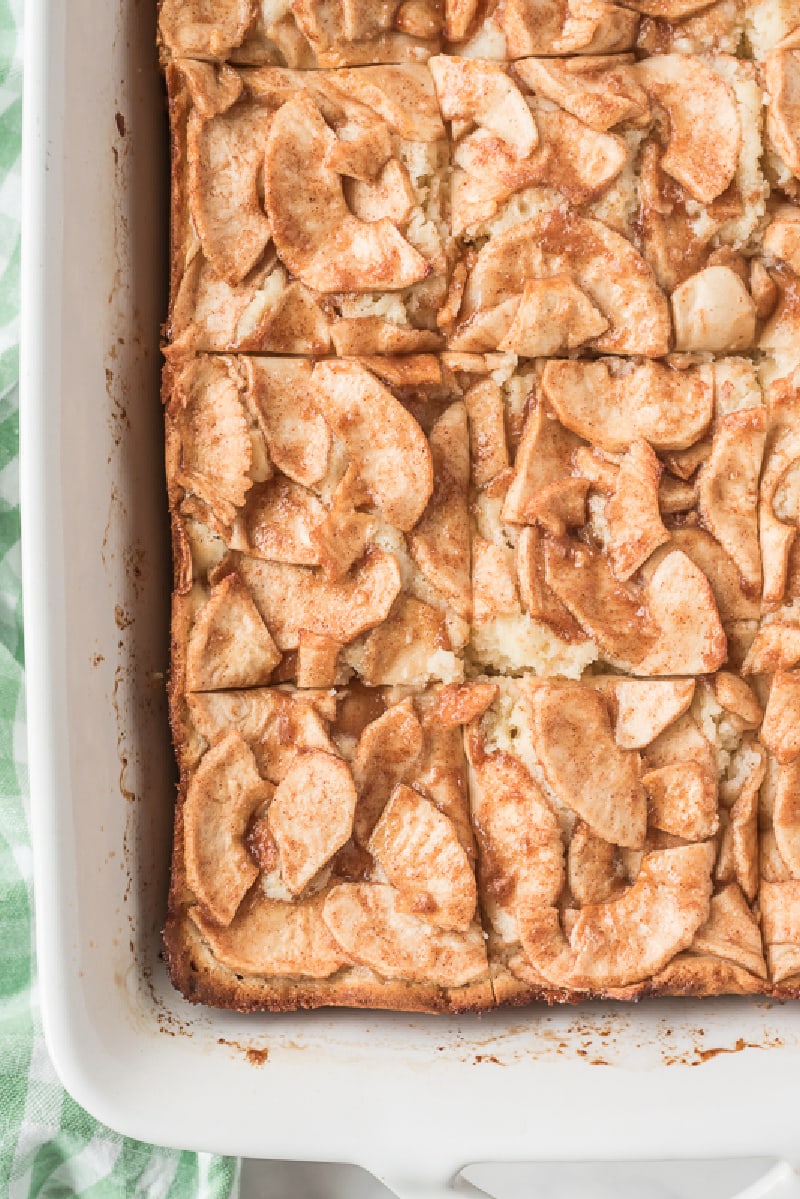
xmin=0 ymin=4 xmax=239 ymax=1194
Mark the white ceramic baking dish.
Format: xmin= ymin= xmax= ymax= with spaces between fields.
xmin=19 ymin=2 xmax=800 ymax=1196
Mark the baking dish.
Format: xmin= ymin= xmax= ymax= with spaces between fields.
xmin=19 ymin=1 xmax=800 ymax=1195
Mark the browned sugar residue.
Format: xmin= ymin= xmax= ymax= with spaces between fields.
xmin=246 ymin=1047 xmax=270 ymax=1066
xmin=115 ymin=111 xmax=126 ymax=137
xmin=473 ymin=1053 xmax=503 ymax=1065
xmin=216 ymin=1037 xmax=271 ymax=1066
xmin=115 ymin=604 xmax=133 ymax=630
xmin=692 ymin=1037 xmax=755 ymax=1064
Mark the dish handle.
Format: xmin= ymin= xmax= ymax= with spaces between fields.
xmin=376 ymin=1160 xmax=800 ymax=1199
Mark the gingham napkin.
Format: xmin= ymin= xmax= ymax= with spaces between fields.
xmin=0 ymin=4 xmax=238 ymax=1194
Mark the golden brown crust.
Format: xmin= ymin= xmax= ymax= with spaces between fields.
xmin=165 ymin=910 xmax=493 ymax=1013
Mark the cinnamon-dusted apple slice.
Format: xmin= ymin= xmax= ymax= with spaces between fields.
xmin=761 ymin=672 xmax=800 ymax=763
xmin=671 ymin=266 xmax=757 ymax=353
xmin=523 ymin=479 xmax=589 ymax=538
xmin=497 ymin=278 xmax=609 ymax=357
xmin=175 ymin=60 xmax=246 ymax=118
xmin=530 ymin=682 xmax=647 ymax=848
xmin=573 ymin=445 xmax=619 ymax=493
xmin=173 ymin=356 xmax=253 ymax=534
xmin=527 ymin=843 xmax=714 ymax=989
xmin=451 ymin=115 xmax=626 ymax=236
xmin=697 ymin=409 xmax=765 ymax=595
xmin=760 ymin=880 xmax=800 ymax=983
xmin=766 ymin=49 xmax=800 ymax=180
xmin=188 ymin=688 xmax=335 ymax=784
xmin=691 ymin=884 xmax=767 ymax=979
xmin=762 ymin=205 xmax=800 ymax=275
xmin=467 ymin=746 xmax=564 ymax=920
xmin=774 ymin=759 xmax=800 ymax=878
xmin=191 ymin=891 xmax=348 ymax=979
xmin=514 ymin=56 xmax=649 ymax=132
xmin=502 ymin=399 xmax=581 ymax=525
xmin=644 ymin=711 xmax=716 ymax=778
xmin=444 ymin=0 xmax=477 ymax=39
xmin=408 ymin=402 xmax=471 ymax=619
xmin=296 ymin=631 xmax=342 ymax=689
xmin=541 ymin=359 xmax=713 ymax=453
xmin=642 ymin=762 xmax=718 ymax=840
xmin=160 ymin=0 xmax=256 ymax=63
xmin=741 ymin=622 xmax=800 ymax=675
xmin=267 ymin=750 xmax=357 ymax=895
xmin=613 ymin=679 xmax=695 ymax=749
xmin=543 ymin=537 xmax=655 ymax=663
xmin=313 ymin=360 xmax=433 ymax=531
xmin=311 ymin=466 xmax=375 ymax=582
xmin=473 ymin=538 xmax=521 ymax=625
xmin=420 ymin=682 xmax=498 ymax=730
xmin=730 ymin=746 xmax=765 ymax=903
xmin=532 ymin=108 xmax=628 ymax=200
xmin=447 ymin=297 xmax=523 ymax=355
xmin=235 ymin=477 xmax=327 ymax=565
xmin=245 ymin=358 xmax=330 ymax=488
xmin=187 ymin=103 xmax=272 ymax=287
xmin=499 ymin=0 xmax=639 ymax=57
xmin=322 ymin=883 xmax=487 ymax=986
xmin=324 ymin=120 xmax=394 ymax=183
xmin=352 ymin=698 xmax=424 ymax=846
xmin=712 ymin=673 xmax=763 ymax=730
xmin=186 ymin=573 xmax=281 ymax=691
xmin=333 ymin=65 xmax=447 ymax=143
xmin=568 ymin=822 xmax=624 ymax=906
xmin=234 ymin=549 xmax=402 ymax=650
xmin=605 ymin=438 xmax=669 ymax=581
xmin=759 ymin=407 xmax=800 ymax=610
xmin=454 ymin=213 xmax=670 ymax=357
xmin=665 ymin=527 xmax=759 ymax=623
xmin=264 ymin=94 xmax=430 ymax=294
xmin=345 ymin=158 xmax=416 ymax=225
xmin=184 ymin=731 xmax=272 ymax=927
xmin=515 ymin=526 xmax=586 ymax=639
xmin=544 ymin=540 xmax=725 ymax=674
xmin=631 ymin=550 xmax=726 ymax=677
xmin=368 ymin=784 xmax=477 ymax=930
xmin=636 ymin=55 xmax=740 ymax=204
xmin=429 ymin=56 xmax=538 ymax=157
xmin=465 ymin=378 xmax=508 ymax=487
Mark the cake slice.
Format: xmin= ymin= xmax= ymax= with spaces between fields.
xmin=442 ymin=352 xmax=765 ymax=678
xmin=164 ymin=681 xmax=495 ymax=1012
xmin=158 ymin=0 xmax=443 ymax=67
xmin=167 ymin=59 xmax=451 ymax=355
xmin=466 ymin=674 xmax=768 ymax=1003
xmin=166 ymin=354 xmax=471 ymax=693
xmin=433 ymin=53 xmax=765 ymax=356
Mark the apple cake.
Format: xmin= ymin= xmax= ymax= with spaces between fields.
xmin=161 ymin=2 xmax=800 ymax=1011
xmin=166 ymin=59 xmax=451 ymax=355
